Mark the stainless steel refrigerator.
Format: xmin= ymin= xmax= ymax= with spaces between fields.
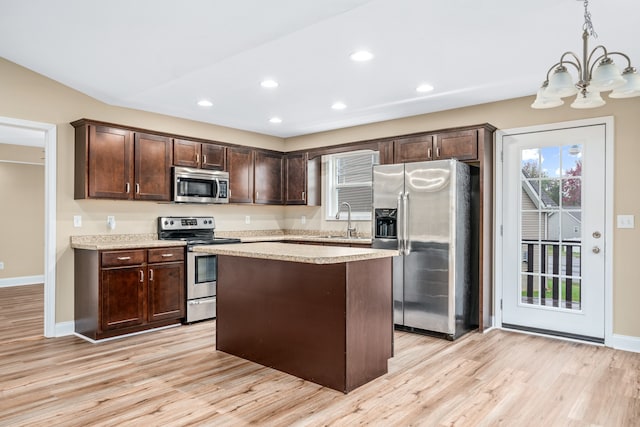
xmin=372 ymin=159 xmax=473 ymax=339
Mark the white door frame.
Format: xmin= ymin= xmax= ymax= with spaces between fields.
xmin=494 ymin=116 xmax=614 ymax=346
xmin=0 ymin=116 xmax=57 ymax=338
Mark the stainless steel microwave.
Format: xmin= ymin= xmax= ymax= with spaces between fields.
xmin=173 ymin=166 xmax=229 ymax=204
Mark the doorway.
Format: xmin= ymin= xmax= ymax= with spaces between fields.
xmin=0 ymin=116 xmax=56 ymax=337
xmin=495 ymin=117 xmax=613 ymax=343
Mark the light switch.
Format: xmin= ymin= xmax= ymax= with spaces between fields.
xmin=245 ymin=215 xmax=251 ymax=225
xmin=73 ymin=215 xmax=82 ymax=227
xmin=617 ymin=214 xmax=635 ymax=229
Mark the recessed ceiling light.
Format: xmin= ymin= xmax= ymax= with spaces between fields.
xmin=416 ymin=84 xmax=434 ymax=93
xmin=331 ymin=102 xmax=347 ymax=110
xmin=261 ymin=79 xmax=279 ymax=88
xmin=197 ymin=99 xmax=213 ymax=107
xmin=269 ymin=117 xmax=282 ymax=124
xmin=350 ymin=50 xmax=374 ymax=62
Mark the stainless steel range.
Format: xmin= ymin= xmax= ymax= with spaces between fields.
xmin=157 ymin=216 xmax=240 ymax=323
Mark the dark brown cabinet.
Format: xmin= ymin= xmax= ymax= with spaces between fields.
xmin=255 ymin=150 xmax=284 ymax=204
xmin=134 ymin=132 xmax=172 ymax=201
xmin=74 ymin=246 xmax=185 ymax=340
xmin=100 ymin=254 xmax=146 ymax=331
xmin=173 ymin=138 xmax=226 ymax=170
xmin=393 ymin=129 xmax=478 ymax=163
xmin=393 ymin=134 xmax=434 ymax=163
xmin=75 ymin=125 xmax=133 ymax=199
xmin=73 ymin=120 xmax=172 ymax=201
xmin=434 ymin=129 xmax=478 ymax=161
xmin=285 ymin=153 xmax=306 ymax=205
xmin=227 ymin=146 xmax=254 ymax=203
xmin=148 ymin=247 xmax=185 ymax=322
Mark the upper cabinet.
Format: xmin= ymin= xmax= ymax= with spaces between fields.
xmin=226 ymin=146 xmax=254 ymax=203
xmin=393 ymin=134 xmax=434 ymax=163
xmin=434 ymin=129 xmax=478 ymax=161
xmin=254 ymin=150 xmax=283 ymax=205
xmin=173 ymin=138 xmax=226 ymax=170
xmin=134 ymin=132 xmax=172 ymax=201
xmin=73 ymin=120 xmax=171 ymax=201
xmin=393 ymin=129 xmax=478 ymax=164
xmin=284 ymin=153 xmax=306 ymax=205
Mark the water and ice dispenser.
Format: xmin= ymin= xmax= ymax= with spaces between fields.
xmin=374 ymin=208 xmax=397 ymax=239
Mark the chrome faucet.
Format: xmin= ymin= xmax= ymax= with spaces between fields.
xmin=335 ymin=202 xmax=356 ymax=238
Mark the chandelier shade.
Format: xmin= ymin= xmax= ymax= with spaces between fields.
xmin=532 ymin=0 xmax=640 ymax=109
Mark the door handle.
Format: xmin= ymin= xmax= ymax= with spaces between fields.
xmin=397 ymin=192 xmax=404 ymax=254
xmin=404 ymin=192 xmax=410 ymax=255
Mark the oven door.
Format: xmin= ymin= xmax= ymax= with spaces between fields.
xmin=187 ymin=251 xmax=217 ymax=299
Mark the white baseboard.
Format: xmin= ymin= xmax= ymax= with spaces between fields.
xmin=609 ymin=334 xmax=640 ymax=353
xmin=54 ymin=321 xmax=75 ymax=337
xmin=0 ymin=275 xmax=44 ymax=288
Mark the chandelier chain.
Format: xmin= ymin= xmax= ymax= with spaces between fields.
xmin=581 ymin=0 xmax=598 ymax=38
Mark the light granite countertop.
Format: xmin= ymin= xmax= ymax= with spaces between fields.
xmin=70 ymin=234 xmax=187 ymax=250
xmin=191 ymin=242 xmax=397 ymax=264
xmin=70 ymin=231 xmax=372 ymax=250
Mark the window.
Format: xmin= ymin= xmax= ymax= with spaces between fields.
xmin=325 ymin=150 xmax=379 ymax=221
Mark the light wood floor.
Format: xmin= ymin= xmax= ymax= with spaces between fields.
xmin=1 ymin=284 xmax=639 ymax=426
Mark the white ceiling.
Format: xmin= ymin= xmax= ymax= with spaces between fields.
xmin=0 ymin=0 xmax=638 ymax=138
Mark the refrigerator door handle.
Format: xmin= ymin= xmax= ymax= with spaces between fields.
xmin=397 ymin=192 xmax=404 ymax=255
xmin=404 ymin=192 xmax=410 ymax=255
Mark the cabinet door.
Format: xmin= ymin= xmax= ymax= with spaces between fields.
xmin=255 ymin=150 xmax=284 ymax=204
xmin=87 ymin=126 xmax=133 ymax=199
xmin=285 ymin=153 xmax=307 ymax=205
xmin=201 ymin=143 xmax=226 ymax=170
xmin=434 ymin=130 xmax=478 ymax=161
xmin=101 ymin=267 xmax=146 ymax=331
xmin=134 ymin=133 xmax=172 ymax=201
xmin=393 ymin=135 xmax=433 ymax=163
xmin=173 ymin=139 xmax=200 ymax=168
xmin=148 ymin=262 xmax=185 ymax=322
xmin=227 ymin=147 xmax=254 ymax=203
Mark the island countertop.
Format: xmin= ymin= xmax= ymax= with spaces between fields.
xmin=191 ymin=242 xmax=398 ymax=264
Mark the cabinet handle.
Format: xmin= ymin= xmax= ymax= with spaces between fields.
xmin=427 ymin=148 xmax=432 ymax=159
xmin=196 ymin=154 xmax=200 ymax=163
xmin=125 ymin=183 xmax=130 ymax=193
xmin=302 ymin=191 xmax=305 ymax=199
xmin=161 ymin=253 xmax=174 ymax=257
xmin=140 ymin=270 xmax=144 ymax=282
xmin=436 ymin=146 xmax=441 ymax=157
xmin=149 ymin=268 xmax=154 ymax=281
xmin=256 ymin=191 xmax=259 ymax=199
xmin=135 ymin=183 xmax=140 ymax=194
xmin=203 ymin=155 xmax=207 ymax=164
xmin=116 ymin=256 xmax=131 ymax=261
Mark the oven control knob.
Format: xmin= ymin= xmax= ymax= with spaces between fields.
xmin=170 ymin=220 xmax=174 ymax=225
xmin=164 ymin=220 xmax=169 ymax=226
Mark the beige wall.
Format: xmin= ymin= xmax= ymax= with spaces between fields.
xmin=0 ymin=158 xmax=44 ymax=279
xmin=1 ymin=56 xmax=639 ymax=338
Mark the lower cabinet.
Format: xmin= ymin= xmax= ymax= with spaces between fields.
xmin=75 ymin=246 xmax=185 ymax=340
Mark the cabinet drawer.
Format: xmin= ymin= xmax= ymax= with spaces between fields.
xmin=101 ymin=250 xmax=146 ymax=268
xmin=148 ymin=247 xmax=185 ymax=263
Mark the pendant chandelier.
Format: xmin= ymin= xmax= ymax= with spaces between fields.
xmin=531 ymin=0 xmax=640 ymax=109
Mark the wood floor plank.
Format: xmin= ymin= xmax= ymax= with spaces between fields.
xmin=1 ymin=284 xmax=639 ymax=426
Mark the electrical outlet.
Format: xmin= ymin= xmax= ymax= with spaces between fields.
xmin=0 ymin=261 xmax=4 ymax=270
xmin=617 ymin=214 xmax=635 ymax=229
xmin=107 ymin=215 xmax=116 ymax=230
xmin=245 ymin=215 xmax=251 ymax=225
xmin=301 ymin=215 xmax=306 ymax=225
xmin=73 ymin=215 xmax=82 ymax=227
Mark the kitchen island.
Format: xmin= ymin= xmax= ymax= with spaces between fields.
xmin=192 ymin=242 xmax=398 ymax=393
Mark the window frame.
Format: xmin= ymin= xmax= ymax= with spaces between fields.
xmin=324 ymin=149 xmax=379 ymax=221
